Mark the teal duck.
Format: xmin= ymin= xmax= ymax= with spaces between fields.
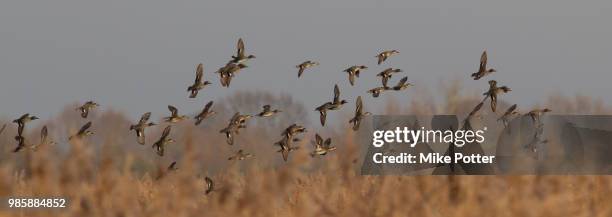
xmin=187 ymin=63 xmax=212 ymax=98
xmin=231 ymin=38 xmax=256 ymax=64
xmin=30 ymin=126 xmax=55 ymax=151
xmin=376 ymin=50 xmax=399 ymax=65
xmin=526 ymin=108 xmax=551 ymax=124
xmin=498 ymin=104 xmax=519 ymax=127
xmin=257 ymin=105 xmax=281 ymax=118
xmin=195 ymin=101 xmax=216 ymax=125
xmin=310 ymin=134 xmax=336 ymax=157
xmin=391 ymin=76 xmax=413 ymax=91
xmin=349 ymin=96 xmax=371 ymax=131
xmin=228 ymin=149 xmax=254 ymax=161
xmin=296 ymin=61 xmax=319 ymax=78
xmin=13 ymin=113 xmax=39 ymax=136
xmin=164 ymin=105 xmax=188 ymax=123
xmin=69 ymin=121 xmax=93 ymax=140
xmin=130 ymin=112 xmax=156 ymax=145
xmin=471 ymin=50 xmax=496 ymax=80
xmin=344 ymin=65 xmax=368 ymax=86
xmin=77 ymin=101 xmax=99 ymax=118
xmin=216 ymin=63 xmax=247 ymax=87
xmin=367 ymin=86 xmax=390 ymax=98
xmin=483 ymin=80 xmax=511 ymax=112
xmin=152 ymin=125 xmax=174 ymax=156
xmin=377 ymin=68 xmax=402 ymax=88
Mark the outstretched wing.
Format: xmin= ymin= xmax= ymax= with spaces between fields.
xmin=161 ymin=125 xmax=171 ymax=139
xmin=479 ymin=51 xmax=487 ymax=72
xmin=395 ymin=77 xmax=408 ymax=87
xmin=356 ymin=96 xmax=363 ymax=114
xmin=263 ymin=105 xmax=271 ymax=112
xmin=236 ymin=38 xmax=245 ymax=57
xmin=503 ymin=104 xmax=518 ymax=116
xmin=319 ymin=109 xmax=327 ymax=126
xmin=298 ymin=64 xmax=305 ymax=77
xmin=203 ymin=101 xmax=214 ymax=113
xmin=168 ymin=161 xmax=178 ymax=170
xmin=382 ymin=76 xmax=390 ymax=88
xmin=0 ymin=124 xmax=6 ymax=136
xmin=324 ymin=138 xmax=332 ymax=148
xmin=468 ymin=101 xmax=484 ymax=118
xmin=40 ymin=126 xmax=48 ymax=143
xmin=78 ymin=122 xmax=92 ymax=135
xmin=315 ymin=134 xmax=323 ymax=147
xmin=168 ymin=105 xmax=178 ymax=116
xmin=139 ymin=112 xmax=152 ymax=125
xmin=333 ymin=84 xmax=340 ymax=102
xmin=377 ymin=55 xmax=385 ymax=65
xmin=195 ymin=63 xmax=204 ymax=83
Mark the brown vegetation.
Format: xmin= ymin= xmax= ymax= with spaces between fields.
xmin=0 ymin=84 xmax=610 ymax=217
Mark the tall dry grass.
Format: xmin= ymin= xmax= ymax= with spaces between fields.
xmin=0 ymin=84 xmax=611 ymax=217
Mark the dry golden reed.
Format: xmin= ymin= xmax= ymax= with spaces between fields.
xmin=0 ymin=83 xmax=610 ymax=217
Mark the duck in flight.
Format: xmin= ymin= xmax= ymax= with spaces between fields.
xmin=216 ymin=62 xmax=247 ymax=87
xmin=257 ymin=105 xmax=282 ymax=118
xmin=130 ymin=112 xmax=156 ymax=145
xmin=296 ymin=61 xmax=319 ymax=78
xmin=376 ymin=50 xmax=399 ymax=65
xmin=164 ymin=105 xmax=188 ymax=123
xmin=77 ymin=101 xmax=99 ymax=118
xmin=152 ymin=126 xmax=174 ymax=156
xmin=344 ymin=65 xmax=368 ymax=86
xmin=367 ymin=86 xmax=390 ymax=98
xmin=498 ymin=104 xmax=519 ymax=128
xmin=391 ymin=76 xmax=413 ymax=91
xmin=315 ymin=84 xmax=348 ymax=126
xmin=69 ymin=121 xmax=93 ymax=141
xmin=230 ymin=38 xmax=255 ymax=64
xmin=310 ymin=134 xmax=336 ymax=157
xmin=349 ymin=96 xmax=371 ymax=131
xmin=187 ymin=63 xmax=212 ymax=98
xmin=228 ymin=149 xmax=254 ymax=161
xmin=471 ymin=50 xmax=496 ymax=80
xmin=377 ymin=68 xmax=402 ymax=88
xmin=13 ymin=113 xmax=38 ymax=136
xmin=194 ymin=101 xmax=216 ymax=126
xmin=483 ymin=80 xmax=511 ymax=112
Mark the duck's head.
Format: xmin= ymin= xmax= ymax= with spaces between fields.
xmin=393 ymin=68 xmax=403 ymax=72
xmin=359 ymin=65 xmax=368 ymax=69
xmin=30 ymin=116 xmax=39 ymax=120
xmin=543 ymin=108 xmax=552 ymax=113
xmin=247 ymin=55 xmax=256 ymax=59
xmin=391 ymin=50 xmax=400 ymax=54
xmin=488 ymin=68 xmax=497 ymax=73
xmin=148 ymin=122 xmax=157 ymax=127
xmin=364 ymin=112 xmax=372 ymax=116
xmin=204 ymin=81 xmax=212 ymax=85
xmin=167 ymin=138 xmax=176 ymax=144
xmin=340 ymin=100 xmax=348 ymax=105
xmin=238 ymin=64 xmax=248 ymax=69
xmin=85 ymin=131 xmax=94 ymax=136
xmin=488 ymin=80 xmax=497 ymax=86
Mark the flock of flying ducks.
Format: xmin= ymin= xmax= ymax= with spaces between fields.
xmin=4 ymin=39 xmax=553 ymax=194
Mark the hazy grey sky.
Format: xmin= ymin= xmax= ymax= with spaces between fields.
xmin=1 ymin=0 xmax=611 ymax=120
